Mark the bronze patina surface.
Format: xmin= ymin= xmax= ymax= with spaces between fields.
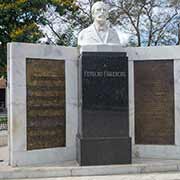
xmin=26 ymin=59 xmax=65 ymax=150
xmin=134 ymin=60 xmax=174 ymax=145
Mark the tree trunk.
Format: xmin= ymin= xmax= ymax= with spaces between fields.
xmin=137 ymin=32 xmax=141 ymax=46
xmin=177 ymin=24 xmax=180 ymax=45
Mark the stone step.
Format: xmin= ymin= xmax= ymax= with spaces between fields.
xmin=0 ymin=159 xmax=180 ymax=179
xmin=8 ymin=172 xmax=180 ymax=180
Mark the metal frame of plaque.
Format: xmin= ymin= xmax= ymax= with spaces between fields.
xmin=77 ymin=52 xmax=131 ymax=166
xmin=26 ymin=58 xmax=66 ymax=150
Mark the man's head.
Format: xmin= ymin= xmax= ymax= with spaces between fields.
xmin=91 ymin=1 xmax=109 ymax=24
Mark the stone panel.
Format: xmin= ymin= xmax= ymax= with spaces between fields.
xmin=81 ymin=52 xmax=129 ymax=138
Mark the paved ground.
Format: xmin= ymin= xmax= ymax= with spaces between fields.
xmin=9 ymin=172 xmax=180 ymax=180
xmin=0 ymin=145 xmax=8 ymax=166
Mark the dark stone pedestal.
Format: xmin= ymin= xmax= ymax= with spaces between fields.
xmin=77 ymin=136 xmax=131 ymax=166
xmin=77 ymin=52 xmax=131 ymax=166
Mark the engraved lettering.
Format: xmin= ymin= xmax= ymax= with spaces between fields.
xmin=32 ymin=75 xmax=64 ymax=81
xmin=28 ymin=104 xmax=64 ymax=110
xmin=26 ymin=58 xmax=66 ymax=150
xmin=84 ymin=70 xmax=126 ymax=78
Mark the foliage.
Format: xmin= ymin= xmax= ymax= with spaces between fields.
xmin=0 ymin=0 xmax=52 ymax=77
xmin=0 ymin=0 xmax=84 ymax=77
xmin=0 ymin=116 xmax=7 ymax=123
xmin=0 ymin=0 xmax=49 ymax=43
xmin=0 ymin=45 xmax=7 ymax=78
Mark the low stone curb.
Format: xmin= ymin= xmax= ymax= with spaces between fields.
xmin=0 ymin=162 xmax=180 ymax=179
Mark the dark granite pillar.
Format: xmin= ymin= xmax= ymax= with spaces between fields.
xmin=77 ymin=52 xmax=131 ymax=166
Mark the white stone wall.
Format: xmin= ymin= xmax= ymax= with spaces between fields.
xmin=7 ymin=43 xmax=79 ymax=166
xmin=126 ymin=46 xmax=180 ymax=159
xmin=81 ymin=45 xmax=180 ymax=160
xmin=8 ymin=43 xmax=180 ymax=166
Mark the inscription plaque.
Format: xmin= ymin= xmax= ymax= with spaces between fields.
xmin=82 ymin=52 xmax=129 ymax=137
xmin=134 ymin=60 xmax=174 ymax=145
xmin=26 ymin=59 xmax=65 ymax=150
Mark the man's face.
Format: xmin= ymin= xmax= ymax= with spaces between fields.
xmin=93 ymin=3 xmax=108 ymax=23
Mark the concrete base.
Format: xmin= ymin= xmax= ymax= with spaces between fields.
xmin=77 ymin=136 xmax=131 ymax=166
xmin=1 ymin=158 xmax=180 ymax=179
xmin=0 ymin=145 xmax=179 ymax=179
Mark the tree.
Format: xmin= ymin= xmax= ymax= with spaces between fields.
xmin=0 ymin=0 xmax=77 ymax=77
xmin=0 ymin=0 xmax=51 ymax=77
xmin=168 ymin=0 xmax=180 ymax=45
xmin=41 ymin=0 xmax=98 ymax=46
xmin=108 ymin=0 xmax=180 ymax=46
xmin=43 ymin=0 xmax=180 ymax=47
xmin=41 ymin=1 xmax=81 ymax=46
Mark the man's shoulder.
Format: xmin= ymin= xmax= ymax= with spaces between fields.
xmin=79 ymin=24 xmax=94 ymax=35
xmin=78 ymin=24 xmax=94 ymax=45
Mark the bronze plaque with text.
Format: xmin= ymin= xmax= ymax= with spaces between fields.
xmin=26 ymin=59 xmax=65 ymax=150
xmin=134 ymin=60 xmax=174 ymax=145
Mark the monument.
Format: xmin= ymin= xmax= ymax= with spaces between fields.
xmin=7 ymin=22 xmax=180 ymax=169
xmin=78 ymin=1 xmax=120 ymax=46
xmin=77 ymin=1 xmax=131 ymax=165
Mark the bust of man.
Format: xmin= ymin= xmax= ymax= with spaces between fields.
xmin=78 ymin=1 xmax=120 ymax=46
